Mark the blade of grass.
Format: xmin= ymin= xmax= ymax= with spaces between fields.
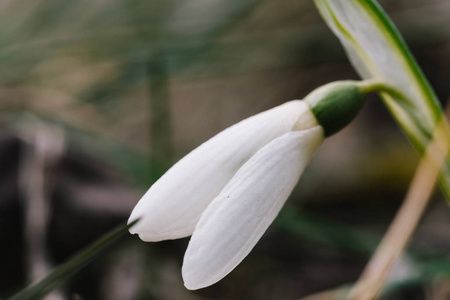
xmin=276 ymin=209 xmax=380 ymax=256
xmin=7 ymin=220 xmax=138 ymax=300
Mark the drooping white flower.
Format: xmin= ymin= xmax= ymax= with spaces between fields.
xmin=128 ymin=100 xmax=319 ymax=241
xmin=128 ymin=81 xmax=367 ymax=289
xmin=182 ymin=127 xmax=323 ymax=289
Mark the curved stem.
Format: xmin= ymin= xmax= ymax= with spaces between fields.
xmin=346 ymin=113 xmax=450 ymax=300
xmin=358 ymin=80 xmax=412 ymax=107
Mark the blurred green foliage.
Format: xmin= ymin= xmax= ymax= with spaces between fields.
xmin=1 ymin=0 xmax=450 ymax=299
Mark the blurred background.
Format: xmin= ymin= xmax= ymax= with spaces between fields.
xmin=1 ymin=0 xmax=450 ymax=299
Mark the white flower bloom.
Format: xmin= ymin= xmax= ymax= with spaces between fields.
xmin=182 ymin=127 xmax=323 ymax=289
xmin=128 ymin=80 xmax=366 ymax=289
xmin=128 ymin=100 xmax=319 ymax=241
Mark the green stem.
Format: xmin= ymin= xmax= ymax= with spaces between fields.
xmin=358 ymin=80 xmax=413 ymax=107
xmin=7 ymin=220 xmax=138 ymax=300
xmin=358 ymin=79 xmax=438 ymax=149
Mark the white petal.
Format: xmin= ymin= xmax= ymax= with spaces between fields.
xmin=182 ymin=127 xmax=324 ymax=290
xmin=129 ymin=101 xmax=318 ymax=241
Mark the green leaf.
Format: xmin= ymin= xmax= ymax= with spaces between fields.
xmin=314 ymin=0 xmax=450 ymax=200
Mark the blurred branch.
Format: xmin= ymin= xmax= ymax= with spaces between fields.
xmin=18 ymin=123 xmax=65 ymax=300
xmin=347 ymin=115 xmax=450 ymax=299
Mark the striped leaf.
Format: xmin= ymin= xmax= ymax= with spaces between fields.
xmin=314 ymin=0 xmax=450 ymax=200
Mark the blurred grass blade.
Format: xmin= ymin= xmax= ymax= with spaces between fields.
xmin=275 ymin=209 xmax=380 ymax=256
xmin=7 ymin=220 xmax=137 ymax=300
xmin=313 ymin=0 xmax=450 ymax=200
xmin=279 ymin=209 xmax=450 ymax=298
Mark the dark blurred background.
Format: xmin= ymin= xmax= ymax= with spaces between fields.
xmin=1 ymin=0 xmax=450 ymax=299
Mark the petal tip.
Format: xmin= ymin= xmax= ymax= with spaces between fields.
xmin=182 ymin=267 xmax=210 ymax=290
xmin=183 ymin=281 xmax=199 ymax=291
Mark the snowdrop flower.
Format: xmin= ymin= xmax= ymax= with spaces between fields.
xmin=129 ymin=80 xmax=367 ymax=289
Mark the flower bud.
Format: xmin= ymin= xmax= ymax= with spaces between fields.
xmin=305 ymin=81 xmax=365 ymax=136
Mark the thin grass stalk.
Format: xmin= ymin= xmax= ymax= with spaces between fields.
xmin=7 ymin=220 xmax=138 ymax=300
xmin=347 ymin=115 xmax=450 ymax=300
